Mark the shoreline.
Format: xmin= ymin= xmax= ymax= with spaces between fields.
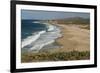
xmin=39 ymin=22 xmax=90 ymax=52
xmin=22 ymin=21 xmax=90 ymax=53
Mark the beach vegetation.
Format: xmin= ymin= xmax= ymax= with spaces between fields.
xmin=21 ymin=51 xmax=90 ymax=63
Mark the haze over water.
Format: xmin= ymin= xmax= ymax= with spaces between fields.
xmin=21 ymin=10 xmax=90 ymax=20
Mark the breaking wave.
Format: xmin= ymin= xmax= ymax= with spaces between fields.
xmin=22 ymin=23 xmax=62 ymax=52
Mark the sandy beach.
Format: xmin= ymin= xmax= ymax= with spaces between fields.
xmin=53 ymin=24 xmax=90 ymax=52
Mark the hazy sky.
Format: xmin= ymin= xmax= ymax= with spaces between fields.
xmin=21 ymin=10 xmax=90 ymax=20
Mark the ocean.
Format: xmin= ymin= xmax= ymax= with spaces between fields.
xmin=21 ymin=20 xmax=47 ymax=40
xmin=21 ymin=20 xmax=62 ymax=52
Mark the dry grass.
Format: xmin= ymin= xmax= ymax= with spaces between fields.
xmin=21 ymin=51 xmax=90 ymax=63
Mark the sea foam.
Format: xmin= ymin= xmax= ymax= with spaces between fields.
xmin=22 ymin=23 xmax=62 ymax=52
xmin=21 ymin=30 xmax=46 ymax=48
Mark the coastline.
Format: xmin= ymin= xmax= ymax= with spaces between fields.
xmin=22 ymin=22 xmax=90 ymax=53
xmin=21 ymin=23 xmax=90 ymax=62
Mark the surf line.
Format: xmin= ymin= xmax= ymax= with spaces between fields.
xmin=22 ymin=23 xmax=62 ymax=52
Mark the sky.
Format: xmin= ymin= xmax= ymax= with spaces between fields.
xmin=21 ymin=10 xmax=90 ymax=20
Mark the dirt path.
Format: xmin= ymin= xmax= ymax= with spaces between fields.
xmin=55 ymin=24 xmax=90 ymax=52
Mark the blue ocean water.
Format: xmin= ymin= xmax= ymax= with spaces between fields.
xmin=21 ymin=20 xmax=46 ymax=40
